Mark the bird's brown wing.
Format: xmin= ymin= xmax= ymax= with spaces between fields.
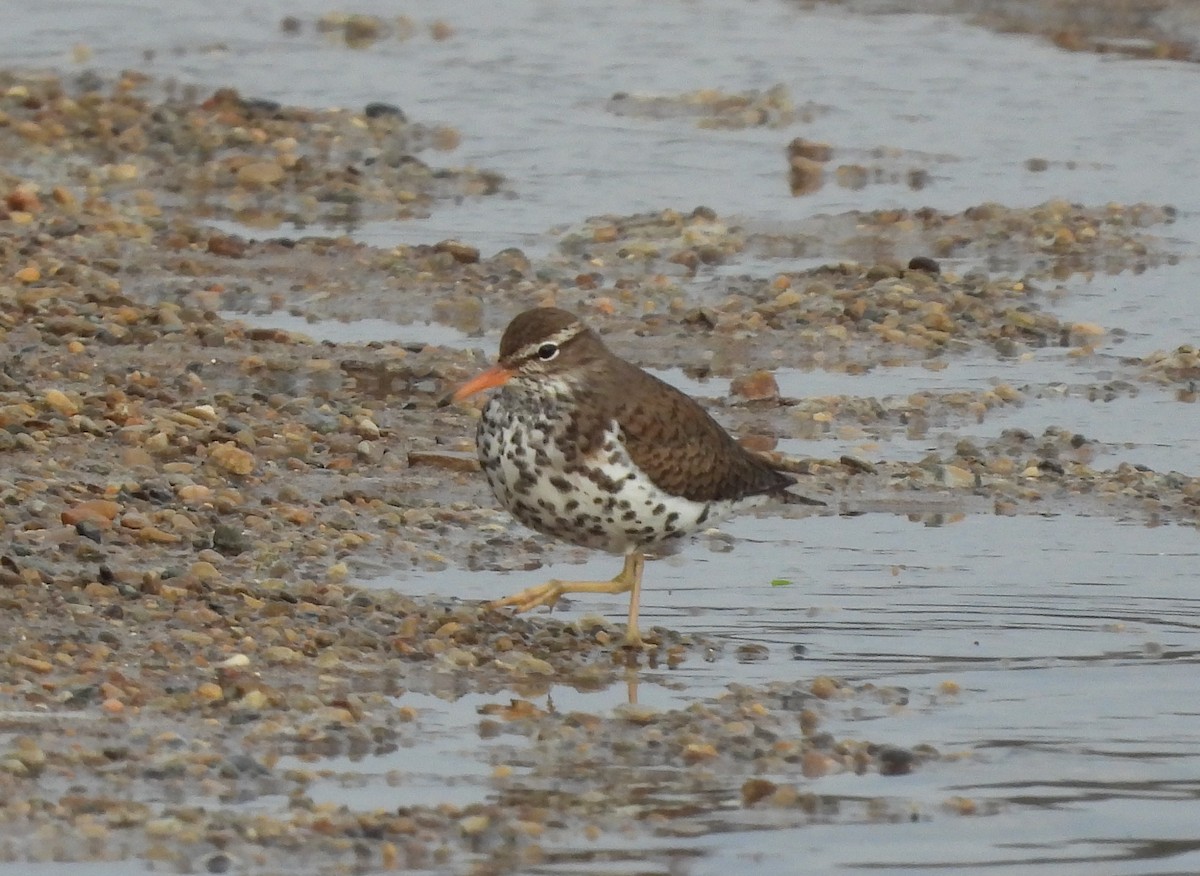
xmin=582 ymin=360 xmax=794 ymax=503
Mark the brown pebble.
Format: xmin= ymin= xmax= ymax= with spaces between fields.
xmin=802 ymin=750 xmax=833 ymax=778
xmin=730 ymin=370 xmax=779 ymax=402
xmin=786 ymin=137 xmax=833 ymax=162
xmin=207 ymin=234 xmax=248 ymax=258
xmin=839 ymin=455 xmax=876 ymax=474
xmin=236 ymin=161 xmax=285 ymax=188
xmin=407 ymin=449 xmax=479 ymax=472
xmin=209 ymin=442 xmax=256 ymax=475
xmin=14 ymin=265 xmax=41 ymax=284
xmin=682 ymin=742 xmax=718 ymax=764
xmin=741 ymin=778 xmax=778 ymax=806
xmin=810 ymin=676 xmax=840 ymax=699
xmin=44 ymin=389 xmax=79 ymax=416
xmin=62 ymin=499 xmax=122 ymax=526
xmin=433 ymin=239 xmax=480 ymax=264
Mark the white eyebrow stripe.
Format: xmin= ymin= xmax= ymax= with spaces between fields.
xmin=517 ymin=323 xmax=583 ymax=358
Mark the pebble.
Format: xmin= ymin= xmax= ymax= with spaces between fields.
xmin=209 ymin=442 xmax=255 ymax=475
xmin=729 ymin=370 xmax=780 ymax=402
xmin=235 ymin=161 xmax=286 ymax=188
xmin=0 ymin=64 xmax=1190 ymax=876
xmin=43 ymin=389 xmax=79 ymax=416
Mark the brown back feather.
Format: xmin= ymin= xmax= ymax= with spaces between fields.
xmin=577 ymin=357 xmax=795 ymax=503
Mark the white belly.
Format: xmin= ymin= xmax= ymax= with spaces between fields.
xmin=478 ymin=391 xmax=753 ymax=554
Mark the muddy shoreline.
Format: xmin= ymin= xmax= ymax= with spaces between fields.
xmin=0 ymin=18 xmax=1197 ymax=873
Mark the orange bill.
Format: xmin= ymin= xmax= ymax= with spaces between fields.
xmin=452 ymin=364 xmax=514 ymax=402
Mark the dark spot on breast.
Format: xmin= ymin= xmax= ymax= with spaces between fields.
xmin=549 ymin=475 xmax=572 ymax=492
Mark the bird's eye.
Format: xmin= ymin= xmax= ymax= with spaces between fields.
xmin=536 ymin=343 xmax=559 ymax=361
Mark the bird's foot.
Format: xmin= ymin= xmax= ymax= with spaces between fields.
xmin=619 ymin=628 xmax=656 ymax=651
xmin=488 ymin=579 xmax=570 ymax=613
xmin=488 ymin=574 xmax=635 ymax=615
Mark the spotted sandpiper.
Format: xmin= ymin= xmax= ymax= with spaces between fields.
xmin=453 ymin=307 xmax=800 ymax=647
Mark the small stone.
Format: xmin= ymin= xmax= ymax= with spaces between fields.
xmin=1068 ymin=321 xmax=1106 ymax=338
xmin=209 ymin=442 xmax=255 ymax=475
xmin=614 ymin=703 xmax=660 ymax=725
xmin=62 ymin=500 xmax=122 ymax=526
xmin=212 ymin=524 xmax=250 ymax=556
xmin=43 ymin=389 xmax=79 ymax=416
xmin=682 ymin=742 xmax=718 ymax=764
xmin=144 ymin=817 xmax=183 ymax=838
xmin=178 ymin=484 xmax=213 ymax=505
xmin=107 ymin=163 xmax=139 ymax=182
xmin=734 ymin=643 xmax=770 ymax=662
xmin=730 ymin=370 xmax=779 ymax=402
xmin=236 ymin=690 xmax=269 ymax=709
xmin=11 ymin=655 xmax=53 ymax=674
xmin=102 ymin=697 xmax=124 ymax=714
xmin=207 ymin=234 xmax=247 ymax=258
xmin=459 ymin=815 xmax=489 ymax=836
xmin=802 ymin=750 xmax=832 ymax=777
xmin=407 ymin=450 xmax=479 ymax=472
xmin=263 ymin=646 xmax=302 ymax=664
xmin=944 ymin=796 xmax=978 ymax=816
xmin=75 ymin=520 xmax=104 ymax=543
xmin=236 ymin=161 xmax=285 ymax=187
xmin=939 ymin=465 xmax=975 ymax=489
xmin=433 ymin=239 xmax=480 ymax=264
xmin=810 ymin=676 xmax=840 ymax=699
xmin=741 ymin=777 xmax=778 ymax=806
xmin=878 ymin=745 xmax=916 ymax=776
xmin=189 ymin=561 xmax=221 ymax=583
xmin=786 ymin=137 xmax=833 ymax=162
xmin=196 ymin=682 xmax=224 ymax=702
xmin=364 ymin=102 xmax=405 ymax=120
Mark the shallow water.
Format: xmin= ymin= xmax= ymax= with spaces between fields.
xmin=381 ymin=512 xmax=1200 ymax=871
xmin=4 ymin=0 xmax=1200 ymax=873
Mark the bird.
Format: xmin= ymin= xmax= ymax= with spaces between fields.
xmin=453 ymin=307 xmax=802 ymax=648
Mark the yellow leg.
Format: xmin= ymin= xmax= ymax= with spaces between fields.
xmin=489 ymin=551 xmax=649 ymax=648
